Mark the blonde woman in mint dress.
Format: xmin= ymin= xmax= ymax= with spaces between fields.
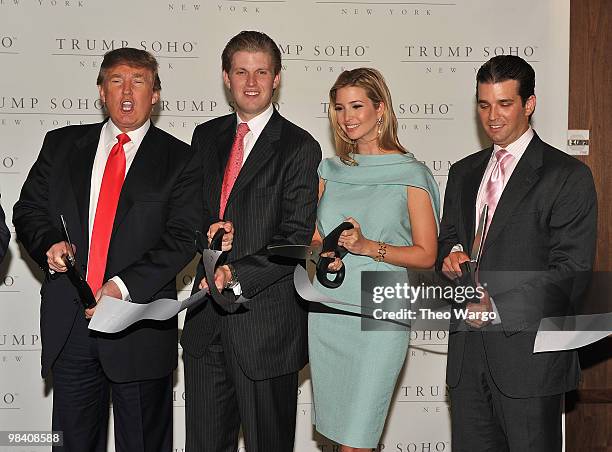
xmin=309 ymin=68 xmax=440 ymax=451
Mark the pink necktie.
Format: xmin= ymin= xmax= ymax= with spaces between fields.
xmin=87 ymin=133 xmax=129 ymax=294
xmin=219 ymin=122 xmax=250 ymax=218
xmin=483 ymin=149 xmax=513 ymax=235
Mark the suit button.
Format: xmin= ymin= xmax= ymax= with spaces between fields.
xmin=73 ymin=298 xmax=79 ymax=304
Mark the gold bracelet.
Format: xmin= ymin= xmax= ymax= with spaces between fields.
xmin=373 ymin=241 xmax=387 ymax=262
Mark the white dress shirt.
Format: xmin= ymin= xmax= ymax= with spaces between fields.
xmin=474 ymin=126 xmax=534 ymax=227
xmin=228 ymin=104 xmax=274 ymax=295
xmin=452 ymin=127 xmax=534 ymax=323
xmin=87 ymin=119 xmax=150 ymax=300
xmin=236 ymin=102 xmax=274 ymax=164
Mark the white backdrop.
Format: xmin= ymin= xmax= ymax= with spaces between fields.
xmin=0 ymin=1 xmax=569 ymax=451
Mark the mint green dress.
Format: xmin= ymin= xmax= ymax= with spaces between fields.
xmin=309 ymin=153 xmax=440 ymax=448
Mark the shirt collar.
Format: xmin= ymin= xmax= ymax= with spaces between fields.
xmin=492 ymin=126 xmax=534 ymax=160
xmin=105 ymin=119 xmax=151 ymax=149
xmin=236 ymin=103 xmax=274 ymax=136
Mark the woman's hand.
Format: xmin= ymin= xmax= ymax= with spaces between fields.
xmin=320 ymin=251 xmax=343 ymax=272
xmin=337 ymin=217 xmax=376 ymax=256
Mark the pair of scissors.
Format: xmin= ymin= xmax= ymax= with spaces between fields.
xmin=195 ymin=228 xmax=247 ymax=310
xmin=455 ymin=204 xmax=488 ymax=303
xmin=267 ymin=222 xmax=354 ymax=289
xmin=59 ymin=215 xmax=97 ymax=309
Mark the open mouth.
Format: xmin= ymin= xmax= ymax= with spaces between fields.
xmin=121 ymin=101 xmax=134 ymax=112
xmin=244 ymin=91 xmax=259 ymax=97
xmin=345 ymin=124 xmax=359 ymax=130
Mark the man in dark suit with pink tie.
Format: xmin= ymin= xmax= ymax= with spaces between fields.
xmin=438 ymin=55 xmax=597 ymax=451
xmin=14 ymin=48 xmax=201 ymax=451
xmin=181 ymin=31 xmax=321 ymax=452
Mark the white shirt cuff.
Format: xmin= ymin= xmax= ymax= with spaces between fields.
xmin=489 ymin=296 xmax=502 ymax=324
xmin=451 ymin=243 xmax=464 ymax=253
xmin=110 ymin=276 xmax=131 ymax=301
xmin=232 ymin=282 xmax=242 ymax=296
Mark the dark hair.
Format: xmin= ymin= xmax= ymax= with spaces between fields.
xmin=476 ymin=55 xmax=535 ymax=104
xmin=97 ymin=47 xmax=161 ymax=91
xmin=222 ymin=31 xmax=282 ymax=75
xmin=329 ymin=68 xmax=406 ymax=165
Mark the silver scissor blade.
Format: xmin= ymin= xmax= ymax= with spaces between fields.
xmin=59 ymin=214 xmax=75 ymax=265
xmin=266 ymin=245 xmax=321 ymax=263
xmin=471 ymin=204 xmax=488 ymax=263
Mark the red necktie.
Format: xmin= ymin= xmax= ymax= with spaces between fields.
xmin=87 ymin=133 xmax=129 ymax=294
xmin=219 ymin=122 xmax=249 ymax=218
xmin=482 ymin=149 xmax=513 ymax=237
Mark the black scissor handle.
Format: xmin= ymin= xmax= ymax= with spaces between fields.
xmin=321 ymin=221 xmax=353 ymax=257
xmin=209 ymin=228 xmax=225 ymax=251
xmin=195 ymin=229 xmax=225 ymax=253
xmin=315 ymin=221 xmax=354 ymax=289
xmin=316 ymin=256 xmax=347 ymax=289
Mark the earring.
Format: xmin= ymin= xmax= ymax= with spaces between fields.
xmin=376 ymin=117 xmax=383 ymax=135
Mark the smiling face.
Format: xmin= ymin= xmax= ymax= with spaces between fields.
xmin=333 ymin=85 xmax=383 ymax=144
xmin=223 ymin=50 xmax=280 ymax=122
xmin=477 ymin=79 xmax=535 ymax=148
xmin=98 ymin=64 xmax=159 ymax=133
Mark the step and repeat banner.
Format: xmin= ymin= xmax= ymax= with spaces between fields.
xmin=0 ymin=1 xmax=569 ymax=451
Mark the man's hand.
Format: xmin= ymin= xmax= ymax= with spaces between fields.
xmin=86 ymin=280 xmax=122 ymax=319
xmin=208 ymin=221 xmax=234 ymax=252
xmin=46 ymin=241 xmax=76 ymax=273
xmin=442 ymin=251 xmax=470 ymax=280
xmin=465 ymin=288 xmax=494 ymax=329
xmin=198 ymin=265 xmax=232 ymax=293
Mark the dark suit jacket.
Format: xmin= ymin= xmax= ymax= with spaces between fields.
xmin=13 ymin=121 xmax=202 ymax=382
xmin=0 ymin=196 xmax=9 ymax=263
xmin=181 ymin=109 xmax=321 ymax=380
xmin=438 ymin=132 xmax=597 ymax=398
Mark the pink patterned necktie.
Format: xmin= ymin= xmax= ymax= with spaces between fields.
xmin=87 ymin=133 xmax=129 ymax=294
xmin=483 ymin=148 xmax=513 ymax=236
xmin=219 ymin=122 xmax=250 ymax=218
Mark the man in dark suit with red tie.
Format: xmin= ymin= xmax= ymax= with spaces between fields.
xmin=438 ymin=55 xmax=597 ymax=451
xmin=181 ymin=31 xmax=321 ymax=452
xmin=13 ymin=48 xmax=202 ymax=452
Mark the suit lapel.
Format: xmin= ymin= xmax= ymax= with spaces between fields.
xmin=224 ymin=109 xmax=282 ymax=212
xmin=462 ymin=150 xmax=490 ymax=250
xmin=111 ymin=125 xmax=162 ymax=235
xmin=70 ymin=122 xmax=104 ymax=252
xmin=482 ymin=134 xmax=543 ymax=252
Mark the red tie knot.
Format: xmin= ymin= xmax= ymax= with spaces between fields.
xmin=116 ymin=133 xmax=131 ymax=146
xmin=236 ymin=122 xmax=250 ymax=139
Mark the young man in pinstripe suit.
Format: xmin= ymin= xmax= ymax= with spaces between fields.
xmin=181 ymin=31 xmax=322 ymax=452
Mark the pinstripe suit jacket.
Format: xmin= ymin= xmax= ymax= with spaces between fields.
xmin=181 ymin=109 xmax=321 ymax=380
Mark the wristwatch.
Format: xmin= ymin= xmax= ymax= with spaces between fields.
xmin=225 ymin=263 xmax=239 ymax=289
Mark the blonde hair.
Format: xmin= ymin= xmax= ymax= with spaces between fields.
xmin=328 ymin=68 xmax=406 ymax=165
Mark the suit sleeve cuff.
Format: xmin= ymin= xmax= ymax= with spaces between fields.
xmin=110 ymin=276 xmax=131 ymax=301
xmin=231 ymin=282 xmax=242 ymax=296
